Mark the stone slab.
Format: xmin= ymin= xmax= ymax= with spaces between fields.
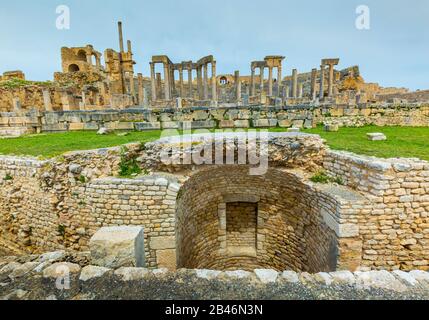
xmin=135 ymin=122 xmax=161 ymax=131
xmin=89 ymin=226 xmax=145 ymax=269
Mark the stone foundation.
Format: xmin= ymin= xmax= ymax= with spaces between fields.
xmin=0 ymin=132 xmax=428 ymax=273
xmin=1 ymin=252 xmax=429 ymax=300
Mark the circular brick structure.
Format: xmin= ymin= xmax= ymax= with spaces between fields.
xmin=176 ymin=165 xmax=340 ymax=272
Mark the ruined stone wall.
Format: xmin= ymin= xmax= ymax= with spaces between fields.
xmin=64 ymin=176 xmax=178 ymax=269
xmin=2 ymin=253 xmax=429 ymax=300
xmin=324 ymin=151 xmax=429 ymax=271
xmin=0 ymin=135 xmax=428 ymax=273
xmin=2 ymin=103 xmax=428 ymax=137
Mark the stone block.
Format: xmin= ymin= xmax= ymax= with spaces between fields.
xmin=233 ymin=120 xmax=250 ymax=128
xmin=367 ymin=133 xmax=387 ymax=141
xmin=135 ymin=122 xmax=161 ymax=131
xmin=161 ymin=121 xmax=180 ymax=129
xmin=180 ymin=120 xmax=216 ymax=130
xmin=324 ymin=124 xmax=339 ymax=132
xmin=117 ymin=122 xmax=135 ymax=131
xmin=42 ymin=123 xmax=68 ymax=132
xmin=150 ymin=236 xmax=175 ymax=250
xmin=292 ymin=120 xmax=304 ymax=128
xmin=89 ymin=226 xmax=145 ymax=269
xmin=83 ymin=122 xmax=99 ymax=131
xmin=304 ymin=119 xmax=313 ymax=129
xmin=278 ymin=120 xmax=292 ymax=128
xmin=156 ymin=249 xmax=176 ymax=271
xmin=252 ymin=119 xmax=278 ymax=128
xmin=69 ymin=123 xmax=85 ymax=131
xmin=287 ymin=127 xmax=300 ymax=132
xmin=219 ymin=120 xmax=234 ymax=128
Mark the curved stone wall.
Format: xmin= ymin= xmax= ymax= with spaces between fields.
xmin=176 ymin=165 xmax=340 ymax=273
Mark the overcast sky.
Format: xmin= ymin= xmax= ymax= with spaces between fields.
xmin=0 ymin=0 xmax=428 ymax=90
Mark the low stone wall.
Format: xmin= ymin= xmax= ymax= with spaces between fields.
xmin=1 ymin=103 xmax=428 ymax=136
xmin=1 ymin=252 xmax=429 ymax=300
xmin=0 ymin=132 xmax=428 ymax=273
xmin=324 ymin=151 xmax=429 ymax=271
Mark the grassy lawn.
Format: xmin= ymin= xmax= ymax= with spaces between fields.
xmin=0 ymin=126 xmax=428 ymax=160
xmin=301 ymin=126 xmax=429 ymax=161
xmin=0 ymin=131 xmax=164 ymax=158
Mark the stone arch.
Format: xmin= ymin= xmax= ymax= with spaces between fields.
xmin=77 ymin=50 xmax=87 ymax=62
xmin=68 ymin=64 xmax=80 ymax=72
xmin=175 ymin=165 xmax=341 ymax=273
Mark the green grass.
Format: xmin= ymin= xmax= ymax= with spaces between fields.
xmin=301 ymin=126 xmax=429 ymax=161
xmin=0 ymin=126 xmax=428 ymax=161
xmin=0 ymin=131 xmax=164 ymax=158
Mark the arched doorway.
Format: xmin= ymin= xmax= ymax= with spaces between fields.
xmin=175 ymin=165 xmax=340 ymax=273
xmin=68 ymin=64 xmax=80 ymax=72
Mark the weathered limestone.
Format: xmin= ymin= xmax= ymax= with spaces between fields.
xmin=292 ymin=69 xmax=298 ymax=98
xmin=211 ymin=61 xmax=217 ymax=101
xmin=367 ymin=132 xmax=387 ymax=141
xmin=137 ymin=73 xmax=144 ymax=105
xmin=235 ymin=71 xmax=241 ymax=102
xmin=319 ymin=64 xmax=325 ymax=99
xmin=322 ymin=59 xmax=340 ymax=98
xmin=89 ymin=226 xmax=145 ymax=269
xmin=42 ymin=90 xmax=53 ymax=111
xmin=310 ymin=68 xmax=317 ymax=100
xmin=150 ymin=62 xmax=157 ymax=101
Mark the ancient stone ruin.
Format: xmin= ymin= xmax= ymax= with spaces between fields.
xmin=0 ymin=20 xmax=429 ymax=300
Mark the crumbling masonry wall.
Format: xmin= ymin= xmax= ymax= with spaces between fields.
xmin=0 ymin=134 xmax=428 ymax=272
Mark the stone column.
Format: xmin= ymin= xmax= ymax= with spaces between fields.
xmin=156 ymin=73 xmax=162 ymax=100
xmin=118 ymin=21 xmax=125 ymax=52
xmin=197 ymin=66 xmax=203 ymax=100
xmin=150 ymin=62 xmax=157 ymax=101
xmin=86 ymin=54 xmax=92 ymax=65
xmin=292 ymin=69 xmax=298 ymax=98
xmin=298 ymin=83 xmax=303 ymax=98
xmin=260 ymin=67 xmax=264 ymax=93
xmin=80 ymin=91 xmax=87 ymax=110
xmin=12 ymin=97 xmax=21 ymax=112
xmin=163 ymin=63 xmax=171 ymax=100
xmin=137 ymin=73 xmax=144 ymax=106
xmin=235 ymin=71 xmax=241 ymax=102
xmin=211 ymin=61 xmax=217 ymax=101
xmin=203 ymin=63 xmax=209 ymax=100
xmin=328 ymin=63 xmax=335 ymax=97
xmin=277 ymin=66 xmax=282 ymax=96
xmin=188 ymin=68 xmax=193 ymax=98
xmin=310 ymin=68 xmax=317 ymax=100
xmin=170 ymin=67 xmax=175 ymax=98
xmin=42 ymin=90 xmax=52 ymax=111
xmin=129 ymin=72 xmax=135 ymax=101
xmin=96 ymin=56 xmax=101 ymax=69
xmin=319 ymin=64 xmax=325 ymax=100
xmin=179 ymin=67 xmax=184 ymax=97
xmin=250 ymin=67 xmax=255 ymax=96
xmin=268 ymin=67 xmax=273 ymax=96
xmin=285 ymin=85 xmax=290 ymax=98
xmin=61 ymin=92 xmax=71 ymax=111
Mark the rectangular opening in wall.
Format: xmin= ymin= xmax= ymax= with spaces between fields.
xmin=226 ymin=202 xmax=257 ymax=257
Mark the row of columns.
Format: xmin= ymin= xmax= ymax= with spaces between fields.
xmin=288 ymin=61 xmax=338 ymax=100
xmin=150 ymin=61 xmax=217 ymax=101
xmin=250 ymin=66 xmax=282 ymax=97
